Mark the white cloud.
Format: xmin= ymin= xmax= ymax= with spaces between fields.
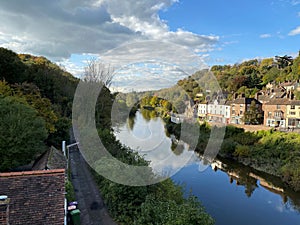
xmin=290 ymin=0 xmax=300 ymax=5
xmin=288 ymin=26 xmax=300 ymax=36
xmin=260 ymin=34 xmax=272 ymax=38
xmin=0 ymin=0 xmax=219 ymax=90
xmin=0 ymin=0 xmax=218 ymax=60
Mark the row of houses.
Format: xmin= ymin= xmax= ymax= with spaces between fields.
xmin=196 ymin=81 xmax=300 ymax=128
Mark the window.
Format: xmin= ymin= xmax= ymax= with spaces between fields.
xmin=274 ymin=112 xmax=282 ymax=117
xmin=291 ymin=105 xmax=295 ymax=110
xmin=268 ymin=112 xmax=272 ymax=117
xmin=290 ymin=112 xmax=296 ymax=115
xmin=240 ymin=110 xmax=243 ymax=115
xmin=276 ymin=105 xmax=281 ymax=109
xmin=232 ymin=110 xmax=235 ymax=115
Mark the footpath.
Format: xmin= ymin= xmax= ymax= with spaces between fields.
xmin=69 ymin=145 xmax=117 ymax=225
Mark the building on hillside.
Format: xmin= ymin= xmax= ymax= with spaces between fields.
xmin=198 ymin=102 xmax=208 ymax=121
xmin=256 ymin=86 xmax=287 ymax=104
xmin=198 ymin=99 xmax=231 ymax=124
xmin=263 ymin=99 xmax=289 ymax=127
xmin=0 ymin=169 xmax=66 ymax=225
xmin=230 ymin=97 xmax=262 ymax=125
xmin=286 ymin=100 xmax=300 ymax=128
xmin=280 ymin=81 xmax=299 ymax=92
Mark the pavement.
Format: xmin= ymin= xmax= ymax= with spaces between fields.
xmin=69 ymin=146 xmax=117 ymax=225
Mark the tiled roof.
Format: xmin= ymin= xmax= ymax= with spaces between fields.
xmin=0 ymin=169 xmax=65 ymax=225
xmin=232 ymin=98 xmax=261 ymax=105
xmin=265 ymin=99 xmax=300 ymax=105
xmin=32 ymin=146 xmax=66 ymax=171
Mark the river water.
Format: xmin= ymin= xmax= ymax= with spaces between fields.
xmin=114 ymin=110 xmax=300 ymax=225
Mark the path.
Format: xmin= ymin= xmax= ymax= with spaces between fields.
xmin=69 ymin=145 xmax=117 ymax=225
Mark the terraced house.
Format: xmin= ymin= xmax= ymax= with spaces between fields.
xmin=286 ymin=100 xmax=300 ymax=128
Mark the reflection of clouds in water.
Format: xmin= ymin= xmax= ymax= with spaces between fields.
xmin=267 ymin=195 xmax=296 ymax=214
xmin=122 ymin=113 xmax=166 ymax=152
xmin=114 ymin=113 xmax=198 ymax=176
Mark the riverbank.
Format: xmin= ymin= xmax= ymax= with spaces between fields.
xmin=166 ymin=119 xmax=300 ymax=192
xmin=90 ymin=127 xmax=215 ymax=225
xmin=216 ymin=127 xmax=300 ymax=192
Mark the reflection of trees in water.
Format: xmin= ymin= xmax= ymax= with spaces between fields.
xmin=213 ymin=157 xmax=300 ymax=211
xmin=127 ymin=114 xmax=135 ymax=130
xmin=171 ymin=140 xmax=184 ymax=156
xmin=227 ymin=168 xmax=258 ymax=198
xmin=141 ymin=108 xmax=158 ymax=121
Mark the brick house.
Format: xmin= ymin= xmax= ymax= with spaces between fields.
xmin=0 ymin=169 xmax=65 ymax=225
xmin=230 ymin=97 xmax=262 ymax=125
xmin=263 ymin=99 xmax=289 ymax=127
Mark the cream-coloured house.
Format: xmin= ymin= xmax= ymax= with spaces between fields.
xmin=286 ymin=100 xmax=300 ymax=128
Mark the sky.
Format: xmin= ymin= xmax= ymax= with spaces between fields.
xmin=0 ymin=0 xmax=300 ymax=91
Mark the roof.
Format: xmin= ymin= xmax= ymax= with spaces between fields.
xmin=232 ymin=98 xmax=261 ymax=105
xmin=0 ymin=169 xmax=65 ymax=225
xmin=32 ymin=146 xmax=66 ymax=170
xmin=265 ymin=99 xmax=300 ymax=105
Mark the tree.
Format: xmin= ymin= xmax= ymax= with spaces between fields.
xmin=83 ymin=58 xmax=115 ymax=87
xmin=0 ymin=97 xmax=47 ymax=171
xmin=291 ymin=51 xmax=300 ymax=80
xmin=0 ymin=47 xmax=27 ymax=83
xmin=243 ymin=100 xmax=263 ymax=125
xmin=275 ymin=55 xmax=293 ymax=69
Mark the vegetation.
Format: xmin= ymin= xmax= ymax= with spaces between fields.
xmin=0 ymin=96 xmax=47 ymax=171
xmin=164 ymin=120 xmax=300 ymax=192
xmin=2 ymin=45 xmax=300 ymax=224
xmin=92 ymin=128 xmax=214 ymax=225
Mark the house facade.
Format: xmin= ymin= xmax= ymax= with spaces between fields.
xmin=230 ymin=98 xmax=263 ymax=125
xmin=198 ymin=99 xmax=231 ymax=124
xmin=286 ymin=100 xmax=300 ymax=128
xmin=263 ymin=99 xmax=289 ymax=127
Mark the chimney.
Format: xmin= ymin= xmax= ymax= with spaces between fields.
xmin=0 ymin=196 xmax=9 ymax=225
xmin=233 ymin=93 xmax=238 ymax=100
xmin=255 ymin=92 xmax=261 ymax=100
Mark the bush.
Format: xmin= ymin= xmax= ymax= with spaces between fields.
xmin=220 ymin=138 xmax=237 ymax=156
xmin=234 ymin=145 xmax=251 ymax=158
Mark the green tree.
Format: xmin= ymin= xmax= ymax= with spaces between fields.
xmin=0 ymin=97 xmax=47 ymax=171
xmin=0 ymin=48 xmax=27 ymax=83
xmin=243 ymin=100 xmax=263 ymax=124
xmin=291 ymin=51 xmax=300 ymax=80
xmin=275 ymin=55 xmax=293 ymax=69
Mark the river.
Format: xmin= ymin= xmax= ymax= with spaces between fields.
xmin=114 ymin=110 xmax=300 ymax=225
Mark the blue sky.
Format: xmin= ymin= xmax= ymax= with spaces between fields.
xmin=159 ymin=0 xmax=300 ymax=64
xmin=0 ymin=0 xmax=300 ymax=91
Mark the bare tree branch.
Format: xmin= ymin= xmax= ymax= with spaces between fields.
xmin=83 ymin=58 xmax=115 ymax=87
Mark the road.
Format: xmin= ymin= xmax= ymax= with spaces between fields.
xmin=69 ymin=145 xmax=117 ymax=225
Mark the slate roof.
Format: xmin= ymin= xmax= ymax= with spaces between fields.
xmin=0 ymin=169 xmax=65 ymax=225
xmin=32 ymin=146 xmax=66 ymax=171
xmin=231 ymin=98 xmax=261 ymax=105
xmin=265 ymin=99 xmax=300 ymax=105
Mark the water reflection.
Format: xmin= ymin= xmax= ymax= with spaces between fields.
xmin=114 ymin=110 xmax=300 ymax=225
xmin=114 ymin=110 xmax=197 ymax=176
xmin=208 ymin=157 xmax=300 ymax=213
